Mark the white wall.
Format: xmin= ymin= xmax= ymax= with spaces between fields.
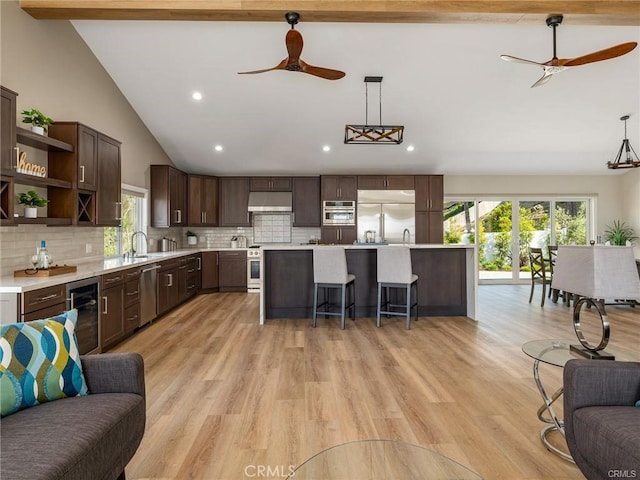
xmin=0 ymin=1 xmax=174 ymax=187
xmin=621 ymin=169 xmax=640 ymax=257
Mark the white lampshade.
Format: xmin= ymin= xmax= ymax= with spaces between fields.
xmin=551 ymin=245 xmax=640 ymax=299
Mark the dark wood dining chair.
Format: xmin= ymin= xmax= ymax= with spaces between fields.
xmin=528 ymin=247 xmax=552 ymax=307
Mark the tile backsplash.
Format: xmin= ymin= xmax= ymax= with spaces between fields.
xmin=0 ymin=221 xmax=322 ymax=276
xmin=0 ymin=225 xmax=104 ymax=276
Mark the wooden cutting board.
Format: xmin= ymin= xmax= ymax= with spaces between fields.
xmin=14 ymin=265 xmax=77 ymax=277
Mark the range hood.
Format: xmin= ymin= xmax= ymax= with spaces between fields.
xmin=248 ymin=191 xmax=292 ymax=212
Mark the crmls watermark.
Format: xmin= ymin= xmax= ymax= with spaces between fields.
xmin=609 ymin=470 xmax=637 ymax=478
xmin=244 ymin=464 xmax=296 ymax=478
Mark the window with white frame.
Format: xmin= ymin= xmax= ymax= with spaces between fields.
xmin=104 ymin=185 xmax=148 ymax=257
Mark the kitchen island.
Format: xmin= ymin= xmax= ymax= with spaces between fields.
xmin=259 ymin=244 xmax=477 ymax=324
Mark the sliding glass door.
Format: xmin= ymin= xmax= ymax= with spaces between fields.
xmin=444 ymin=197 xmax=592 ymax=284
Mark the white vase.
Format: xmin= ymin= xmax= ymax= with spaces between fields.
xmin=30 ymin=126 xmax=45 ymax=135
xmin=187 ymin=236 xmax=197 ymax=245
xmin=24 ymin=207 xmax=37 ymax=218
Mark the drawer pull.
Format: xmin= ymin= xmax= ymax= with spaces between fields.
xmin=187 ymin=268 xmax=195 ymax=273
xmin=37 ymin=293 xmax=59 ymax=302
xmin=102 ymin=296 xmax=108 ymax=314
xmin=127 ymin=315 xmax=138 ymax=322
xmin=126 ymin=290 xmax=139 ymax=296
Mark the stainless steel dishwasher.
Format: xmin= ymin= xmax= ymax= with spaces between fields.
xmin=140 ymin=264 xmax=160 ymax=327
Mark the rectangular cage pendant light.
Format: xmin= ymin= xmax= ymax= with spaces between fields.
xmin=344 ymin=76 xmax=404 ymax=145
xmin=607 ymin=115 xmax=640 ymax=169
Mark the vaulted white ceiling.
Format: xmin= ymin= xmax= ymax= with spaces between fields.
xmin=71 ymin=19 xmax=640 ymax=176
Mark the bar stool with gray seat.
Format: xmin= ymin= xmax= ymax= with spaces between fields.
xmin=312 ymin=247 xmax=356 ymax=329
xmin=376 ymin=246 xmax=418 ymax=329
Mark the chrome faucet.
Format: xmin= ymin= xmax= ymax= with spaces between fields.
xmin=131 ymin=231 xmax=148 ymax=256
xmin=403 ymin=228 xmax=411 ymax=245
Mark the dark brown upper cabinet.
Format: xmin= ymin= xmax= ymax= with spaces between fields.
xmin=48 ymin=122 xmax=98 ymax=191
xmin=151 ymin=165 xmax=187 ymax=228
xmin=357 ymin=175 xmax=415 ymax=190
xmin=1 ymin=86 xmax=17 ymax=176
xmin=188 ymin=174 xmax=218 ymax=226
xmin=95 ymin=133 xmax=122 ymax=226
xmin=250 ymin=177 xmax=292 ymax=191
xmin=321 ymin=175 xmax=357 ymax=201
xmin=218 ymin=177 xmax=251 ymax=227
xmin=292 ymin=176 xmax=320 ymax=227
xmin=415 ymin=175 xmax=444 ymax=211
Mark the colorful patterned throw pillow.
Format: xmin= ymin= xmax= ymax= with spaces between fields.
xmin=0 ymin=309 xmax=88 ymax=417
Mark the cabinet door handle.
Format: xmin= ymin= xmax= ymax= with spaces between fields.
xmin=67 ymin=293 xmax=75 ymax=309
xmin=13 ymin=147 xmax=19 ymax=169
xmin=116 ymin=202 xmax=123 ymax=220
xmin=197 ymin=257 xmax=202 ymax=270
xmin=201 ymin=211 xmax=205 ymax=223
xmin=80 ymin=165 xmax=85 ymax=183
xmin=167 ymin=273 xmax=173 ymax=287
xmin=204 ymin=211 xmax=207 ymax=223
xmin=102 ymin=296 xmax=108 ymax=314
xmin=175 ymin=210 xmax=182 ymax=224
xmin=292 ymin=212 xmax=295 ymax=224
xmin=37 ymin=293 xmax=59 ymax=302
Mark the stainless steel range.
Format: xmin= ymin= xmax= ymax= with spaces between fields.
xmin=247 ymin=246 xmax=261 ymax=293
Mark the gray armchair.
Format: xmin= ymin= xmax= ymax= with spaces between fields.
xmin=563 ymin=359 xmax=640 ymax=480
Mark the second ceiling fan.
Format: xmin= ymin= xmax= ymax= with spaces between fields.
xmin=501 ymin=14 xmax=637 ymax=88
xmin=238 ymin=12 xmax=345 ymax=80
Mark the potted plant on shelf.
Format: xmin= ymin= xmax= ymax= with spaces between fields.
xmin=17 ymin=190 xmax=48 ymax=218
xmin=21 ymin=108 xmax=54 ymax=135
xmin=186 ymin=230 xmax=198 ymax=246
xmin=603 ymin=220 xmax=637 ymax=246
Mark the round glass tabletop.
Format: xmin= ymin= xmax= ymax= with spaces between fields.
xmin=287 ymin=439 xmax=482 ymax=479
xmin=522 ymin=339 xmax=640 ymax=368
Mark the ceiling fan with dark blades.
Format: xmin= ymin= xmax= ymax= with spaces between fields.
xmin=238 ymin=12 xmax=345 ymax=81
xmin=501 ymin=14 xmax=637 ymax=88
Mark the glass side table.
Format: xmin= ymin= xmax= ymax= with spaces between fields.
xmin=522 ymin=339 xmax=640 ymax=462
xmin=287 ymin=439 xmax=483 ymax=479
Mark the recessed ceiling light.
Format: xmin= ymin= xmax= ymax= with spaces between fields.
xmin=192 ymin=91 xmax=203 ymax=101
xmin=406 ymin=145 xmax=415 ymax=152
xmin=322 ymin=145 xmax=331 ymax=152
xmin=214 ymin=145 xmax=223 ymax=152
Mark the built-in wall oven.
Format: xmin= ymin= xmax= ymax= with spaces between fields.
xmin=247 ymin=246 xmax=261 ymax=293
xmin=322 ymin=200 xmax=356 ymax=225
xmin=66 ymin=277 xmax=100 ymax=355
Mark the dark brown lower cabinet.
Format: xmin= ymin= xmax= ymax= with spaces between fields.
xmin=157 ymin=260 xmax=180 ymax=316
xmin=101 ymin=266 xmax=141 ymax=350
xmin=263 ymin=247 xmax=467 ymax=319
xmin=201 ymin=251 xmax=219 ymax=290
xmin=101 ymin=284 xmax=123 ymax=350
xmin=321 ymin=226 xmax=357 ymax=245
xmin=218 ymin=251 xmax=247 ymax=292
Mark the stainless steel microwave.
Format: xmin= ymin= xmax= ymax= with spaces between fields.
xmin=323 ymin=200 xmax=356 ymax=225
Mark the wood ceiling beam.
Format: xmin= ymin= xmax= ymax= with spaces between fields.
xmin=19 ymin=1 xmax=640 ymax=26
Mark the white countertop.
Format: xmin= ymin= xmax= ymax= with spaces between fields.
xmin=0 ymin=247 xmax=248 ymax=293
xmin=1 ymin=243 xmax=476 ymax=293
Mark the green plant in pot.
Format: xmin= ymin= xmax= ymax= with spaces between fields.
xmin=18 ymin=190 xmax=48 ymax=218
xmin=603 ymin=220 xmax=637 ymax=246
xmin=21 ymin=108 xmax=53 ymax=135
xmin=186 ymin=230 xmax=198 ymax=245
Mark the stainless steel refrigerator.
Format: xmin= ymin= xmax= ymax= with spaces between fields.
xmin=357 ymin=190 xmax=415 ymax=243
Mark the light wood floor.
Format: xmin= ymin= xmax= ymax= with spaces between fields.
xmin=112 ymin=285 xmax=640 ymax=480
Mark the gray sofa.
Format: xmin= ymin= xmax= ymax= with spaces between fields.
xmin=1 ymin=353 xmax=146 ymax=480
xmin=563 ymin=359 xmax=640 ymax=480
